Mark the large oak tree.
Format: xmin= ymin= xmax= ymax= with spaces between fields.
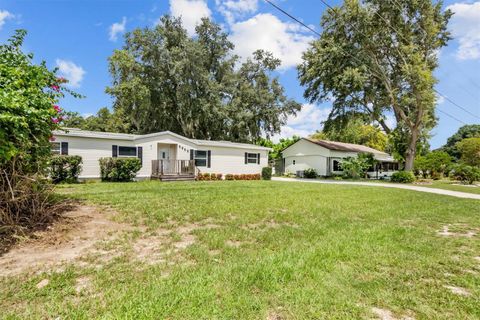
xmin=298 ymin=0 xmax=451 ymax=170
xmin=106 ymin=16 xmax=300 ymax=142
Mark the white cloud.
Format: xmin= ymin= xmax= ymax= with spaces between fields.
xmin=169 ymin=0 xmax=211 ymax=36
xmin=446 ymin=2 xmax=480 ymax=60
xmin=272 ymin=103 xmax=330 ymax=141
xmin=216 ymin=0 xmax=258 ymax=24
xmin=55 ymin=59 xmax=86 ymax=88
xmin=229 ymin=13 xmax=315 ymax=70
xmin=109 ymin=17 xmax=127 ymax=42
xmin=436 ymin=93 xmax=445 ymax=105
xmin=0 ymin=10 xmax=13 ymax=30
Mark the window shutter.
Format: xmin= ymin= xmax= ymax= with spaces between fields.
xmin=112 ymin=145 xmax=118 ymax=158
xmin=245 ymin=152 xmax=248 ymax=164
xmin=257 ymin=153 xmax=260 ymax=164
xmin=207 ymin=150 xmax=211 ymax=168
xmin=137 ymin=146 xmax=143 ymax=165
xmin=190 ymin=149 xmax=194 ymax=160
xmin=61 ymin=142 xmax=68 ymax=155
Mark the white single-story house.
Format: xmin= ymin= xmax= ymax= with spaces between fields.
xmin=281 ymin=138 xmax=399 ymax=178
xmin=51 ymin=128 xmax=270 ymax=180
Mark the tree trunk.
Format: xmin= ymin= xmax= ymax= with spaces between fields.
xmin=404 ymin=128 xmax=419 ymax=171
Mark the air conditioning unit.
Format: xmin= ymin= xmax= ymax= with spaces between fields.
xmin=296 ymin=170 xmax=304 ymax=178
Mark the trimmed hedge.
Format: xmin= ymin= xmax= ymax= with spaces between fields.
xmin=261 ymin=167 xmax=272 ymax=180
xmin=50 ymin=155 xmax=83 ymax=184
xmin=197 ymin=173 xmax=261 ymax=181
xmin=99 ymin=157 xmax=141 ymax=182
xmin=391 ymin=171 xmax=415 ymax=183
xmin=196 ymin=173 xmax=223 ymax=181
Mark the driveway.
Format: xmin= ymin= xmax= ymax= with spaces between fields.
xmin=272 ymin=177 xmax=480 ymax=200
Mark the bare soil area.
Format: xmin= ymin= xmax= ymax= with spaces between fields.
xmin=0 ymin=205 xmax=130 ymax=277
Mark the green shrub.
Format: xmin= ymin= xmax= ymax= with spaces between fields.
xmin=99 ymin=157 xmax=141 ymax=182
xmin=225 ymin=174 xmax=234 ymax=180
xmin=450 ymin=164 xmax=480 ymax=185
xmin=0 ymin=31 xmax=79 ymax=247
xmin=340 ymin=154 xmax=374 ymax=179
xmin=50 ymin=155 xmax=82 ymax=183
xmin=303 ymin=168 xmax=317 ymax=178
xmin=391 ymin=171 xmax=415 ymax=183
xmin=261 ymin=167 xmax=272 ymax=180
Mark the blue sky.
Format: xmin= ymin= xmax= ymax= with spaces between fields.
xmin=1 ymin=0 xmax=479 ymax=148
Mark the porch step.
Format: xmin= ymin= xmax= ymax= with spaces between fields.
xmin=157 ymin=174 xmax=196 ymax=182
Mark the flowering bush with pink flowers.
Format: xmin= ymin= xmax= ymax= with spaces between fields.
xmin=0 ymin=30 xmax=80 ymax=248
xmin=0 ymin=30 xmax=81 ymax=165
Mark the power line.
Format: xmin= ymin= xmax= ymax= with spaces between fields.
xmin=437 ymin=108 xmax=467 ymax=125
xmin=434 ymin=89 xmax=480 ymax=120
xmin=263 ymin=0 xmax=321 ymax=36
xmin=385 ymin=0 xmax=480 ymax=119
xmin=264 ymin=0 xmax=477 ymax=123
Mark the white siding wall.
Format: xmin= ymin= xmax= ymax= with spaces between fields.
xmin=282 ymin=140 xmax=331 ymax=175
xmin=284 ymin=155 xmax=328 ymax=176
xmin=53 ymin=136 xmax=138 ymax=178
xmin=197 ymin=146 xmax=268 ymax=175
xmin=53 ymin=133 xmax=269 ymax=178
xmin=282 ymin=139 xmax=364 ymax=176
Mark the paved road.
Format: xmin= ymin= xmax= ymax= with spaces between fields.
xmin=272 ymin=177 xmax=480 ymax=200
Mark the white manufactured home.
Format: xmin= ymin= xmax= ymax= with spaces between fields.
xmin=52 ymin=128 xmax=270 ymax=180
xmin=282 ymin=138 xmax=398 ymax=179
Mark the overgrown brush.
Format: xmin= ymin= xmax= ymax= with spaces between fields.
xmin=0 ymin=161 xmax=68 ymax=253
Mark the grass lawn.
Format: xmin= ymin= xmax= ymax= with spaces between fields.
xmin=412 ymin=180 xmax=480 ymax=195
xmin=1 ymin=181 xmax=479 ymax=319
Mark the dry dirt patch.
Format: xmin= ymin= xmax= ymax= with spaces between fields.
xmin=131 ymin=220 xmax=221 ymax=265
xmin=437 ymin=225 xmax=477 ymax=238
xmin=371 ymin=307 xmax=415 ymax=320
xmin=0 ymin=205 xmax=131 ymax=277
xmin=444 ymin=285 xmax=471 ymax=297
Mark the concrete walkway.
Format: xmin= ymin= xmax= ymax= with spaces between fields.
xmin=272 ymin=177 xmax=480 ymax=200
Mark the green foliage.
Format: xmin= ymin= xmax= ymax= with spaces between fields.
xmin=50 ymin=155 xmax=83 ymax=184
xmin=441 ymin=125 xmax=480 ymax=159
xmin=106 ymin=16 xmax=300 ymax=142
xmin=0 ymin=30 xmax=80 ymax=166
xmin=99 ymin=158 xmax=141 ymax=182
xmin=257 ymin=136 xmax=300 ymax=160
xmin=261 ymin=167 xmax=272 ymax=180
xmin=316 ymin=118 xmax=388 ymax=151
xmin=299 ymin=0 xmax=452 ymax=170
xmin=450 ymin=164 xmax=480 ymax=185
xmin=303 ymin=168 xmax=317 ymax=179
xmin=0 ymin=30 xmax=79 ymax=248
xmin=391 ymin=171 xmax=416 ymax=183
xmin=456 ymin=137 xmax=480 ymax=167
xmin=414 ymin=151 xmax=452 ymax=179
xmin=61 ymin=108 xmax=131 ymax=133
xmin=340 ymin=153 xmax=375 ymax=179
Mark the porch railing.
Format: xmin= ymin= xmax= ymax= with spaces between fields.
xmin=152 ymin=159 xmax=196 ymax=177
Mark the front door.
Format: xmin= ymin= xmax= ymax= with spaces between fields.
xmin=158 ymin=147 xmax=171 ymax=173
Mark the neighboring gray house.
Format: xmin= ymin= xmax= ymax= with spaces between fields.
xmin=281 ymin=138 xmax=398 ymax=178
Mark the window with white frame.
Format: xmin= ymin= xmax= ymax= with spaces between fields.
xmin=118 ymin=146 xmax=137 ymax=157
xmin=194 ymin=150 xmax=208 ymax=167
xmin=51 ymin=142 xmax=61 ymax=155
xmin=247 ymin=153 xmax=258 ymax=164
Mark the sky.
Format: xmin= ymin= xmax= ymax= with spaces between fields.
xmin=0 ymin=0 xmax=479 ymax=148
